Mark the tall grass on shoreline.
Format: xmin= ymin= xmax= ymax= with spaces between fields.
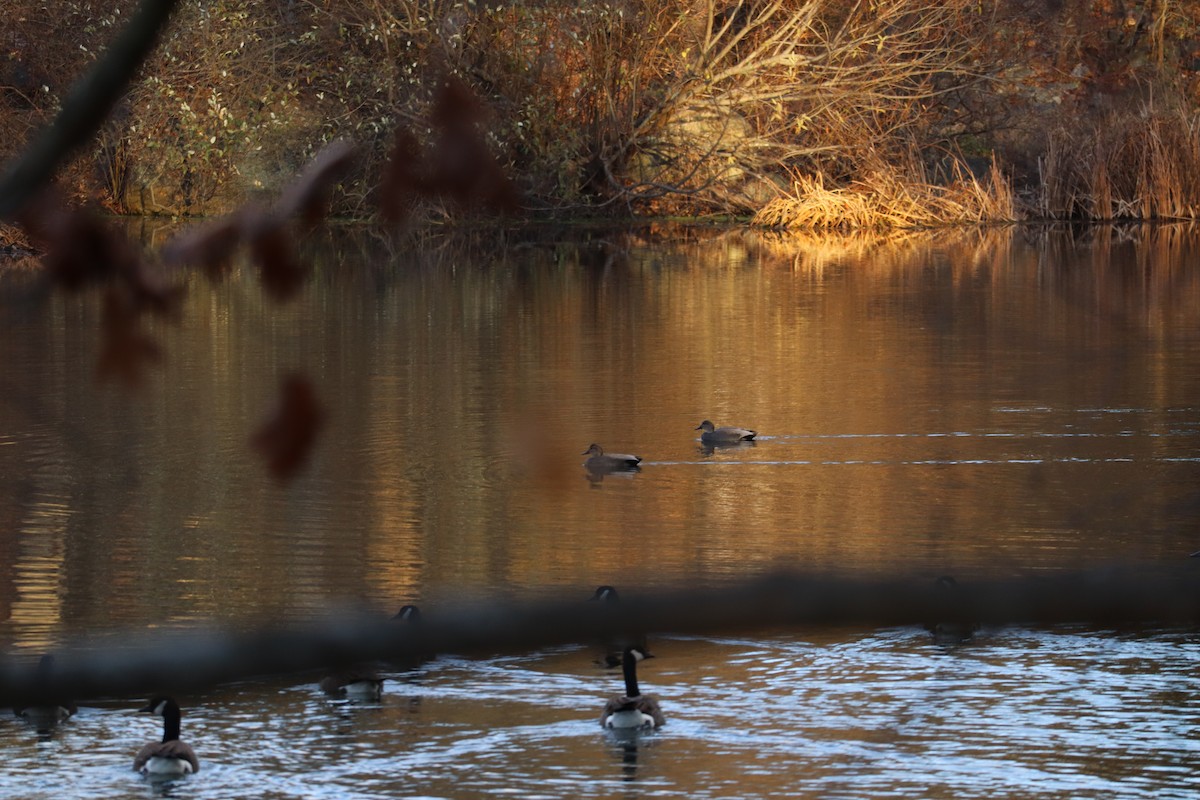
xmin=1038 ymin=104 xmax=1200 ymax=222
xmin=757 ymin=102 xmax=1200 ymax=231
xmin=752 ymin=154 xmax=1014 ymax=230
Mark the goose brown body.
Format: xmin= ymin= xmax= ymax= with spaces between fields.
xmin=600 ymin=647 xmax=665 ymax=729
xmin=134 ymin=696 xmax=200 ymax=775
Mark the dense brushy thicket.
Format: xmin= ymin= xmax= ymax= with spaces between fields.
xmin=5 ymin=0 xmax=1200 ymax=224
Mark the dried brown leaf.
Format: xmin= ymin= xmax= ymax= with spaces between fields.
xmin=429 ymin=77 xmax=483 ymax=129
xmin=430 ymin=124 xmax=519 ymax=213
xmin=96 ymin=288 xmax=162 ymax=387
xmin=251 ymin=374 xmax=327 ymax=481
xmin=427 ymin=79 xmax=519 ymax=214
xmin=276 ymin=140 xmax=358 ymax=229
xmin=378 ymin=129 xmax=426 ymax=224
xmin=21 ymin=193 xmax=184 ymax=319
xmin=19 ymin=196 xmax=133 ymax=289
xmin=160 ymin=214 xmax=244 ymax=279
xmin=123 ymin=259 xmax=186 ymax=319
xmin=376 ymin=78 xmax=520 ymax=222
xmin=245 ymin=214 xmax=306 ymax=302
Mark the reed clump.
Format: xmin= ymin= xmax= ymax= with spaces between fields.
xmin=0 ymin=223 xmax=38 ymax=270
xmin=1039 ymin=104 xmax=1200 ymax=221
xmin=0 ymin=223 xmax=31 ymax=251
xmin=753 ymin=155 xmax=1015 ymax=230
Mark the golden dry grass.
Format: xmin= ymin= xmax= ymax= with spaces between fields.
xmin=752 ymin=155 xmax=1015 ymax=231
xmin=0 ymin=222 xmax=31 ymax=249
xmin=0 ymin=222 xmax=41 ymax=272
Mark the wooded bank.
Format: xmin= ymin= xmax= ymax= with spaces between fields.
xmin=4 ymin=0 xmax=1200 ymax=227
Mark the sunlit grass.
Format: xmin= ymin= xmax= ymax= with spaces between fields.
xmin=752 ymin=155 xmax=1015 ymax=230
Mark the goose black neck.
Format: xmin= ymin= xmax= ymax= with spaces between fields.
xmin=161 ymin=704 xmax=182 ymax=743
xmin=621 ymin=649 xmax=641 ymax=698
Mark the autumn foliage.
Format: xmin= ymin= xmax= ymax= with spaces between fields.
xmin=252 ymin=374 xmax=328 ymax=482
xmin=9 ymin=0 xmax=1200 ymax=225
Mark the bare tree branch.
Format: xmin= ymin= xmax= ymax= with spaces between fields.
xmin=0 ymin=567 xmax=1197 ymax=706
xmin=0 ymin=0 xmax=181 ymax=222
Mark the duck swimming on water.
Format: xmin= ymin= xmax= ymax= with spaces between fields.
xmin=321 ymin=604 xmax=425 ymax=699
xmin=582 ymin=444 xmax=642 ymax=473
xmin=695 ymin=420 xmax=756 ymax=444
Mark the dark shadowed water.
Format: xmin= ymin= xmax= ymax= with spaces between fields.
xmin=0 ymin=224 xmax=1198 ymax=797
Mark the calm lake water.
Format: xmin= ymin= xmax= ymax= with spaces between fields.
xmin=0 ymin=223 xmax=1198 ymax=797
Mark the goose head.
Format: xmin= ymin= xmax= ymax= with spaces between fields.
xmin=590 ymin=585 xmax=620 ymax=602
xmin=393 ymin=604 xmax=421 ymax=622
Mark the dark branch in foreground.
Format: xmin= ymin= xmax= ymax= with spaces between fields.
xmin=0 ymin=567 xmax=1197 ymax=706
xmin=0 ymin=0 xmax=181 ymax=222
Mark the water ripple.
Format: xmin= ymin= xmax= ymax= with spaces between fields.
xmin=1 ymin=629 xmax=1198 ymax=798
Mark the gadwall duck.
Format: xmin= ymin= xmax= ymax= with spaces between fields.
xmin=601 ymin=647 xmax=665 ymax=730
xmin=582 ymin=444 xmax=642 ymax=472
xmin=695 ymin=420 xmax=756 ymax=444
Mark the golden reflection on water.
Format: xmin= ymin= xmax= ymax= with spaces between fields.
xmin=1 ymin=225 xmax=1199 ymax=644
xmin=10 ymin=498 xmax=68 ymax=653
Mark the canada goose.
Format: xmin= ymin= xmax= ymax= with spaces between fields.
xmin=582 ymin=444 xmax=642 ymax=472
xmin=590 ymin=585 xmax=620 ymax=603
xmin=392 ymin=604 xmax=421 ymax=623
xmin=601 ymin=647 xmax=665 ymax=730
xmin=924 ymin=575 xmax=979 ymax=644
xmin=318 ymin=668 xmax=384 ymax=701
xmin=321 ymin=604 xmax=424 ymax=698
xmin=134 ymin=696 xmax=200 ymax=776
xmin=695 ymin=420 xmax=756 ymax=444
xmin=389 ymin=603 xmax=430 ymax=672
xmin=589 ymin=585 xmax=651 ymax=667
xmin=13 ymin=654 xmax=76 ymax=733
